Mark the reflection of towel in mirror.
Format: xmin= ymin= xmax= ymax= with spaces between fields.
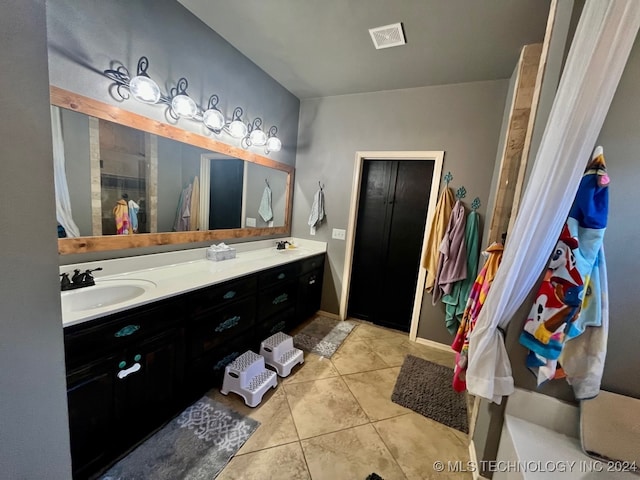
xmin=113 ymin=199 xmax=130 ymax=235
xmin=308 ymin=188 xmax=325 ymax=234
xmin=190 ymin=176 xmax=200 ymax=231
xmin=173 ymin=184 xmax=192 ymax=231
xmin=128 ymin=199 xmax=140 ymax=233
xmin=258 ymin=185 xmax=273 ymax=222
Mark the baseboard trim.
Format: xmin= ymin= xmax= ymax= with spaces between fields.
xmin=317 ymin=310 xmax=341 ymax=320
xmin=414 ymin=337 xmax=452 ymax=353
xmin=469 ymin=440 xmax=489 ymax=480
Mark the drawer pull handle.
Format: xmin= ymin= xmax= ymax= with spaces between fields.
xmin=270 ymin=321 xmax=286 ymax=334
xmin=215 ymin=316 xmax=241 ymax=332
xmin=117 ymin=363 xmax=141 ymax=379
xmin=214 ymin=352 xmax=240 ymax=371
xmin=114 ymin=324 xmax=140 ymax=338
xmin=309 ymin=279 xmax=316 ymax=285
xmin=272 ymin=293 xmax=288 ymax=305
xmin=223 ymin=290 xmax=236 ymax=300
xmin=277 ymin=273 xmax=286 ymax=280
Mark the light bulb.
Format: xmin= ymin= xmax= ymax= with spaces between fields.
xmin=249 ymin=128 xmax=267 ymax=146
xmin=266 ymin=136 xmax=282 ymax=152
xmin=129 ymin=75 xmax=161 ymax=104
xmin=171 ymin=94 xmax=197 ymax=118
xmin=202 ymin=108 xmax=225 ymax=131
xmin=227 ymin=120 xmax=248 ymax=138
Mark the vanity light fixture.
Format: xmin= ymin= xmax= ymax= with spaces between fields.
xmin=170 ymin=78 xmax=198 ymax=119
xmin=265 ymin=126 xmax=282 ymax=153
xmin=128 ymin=56 xmax=161 ymax=104
xmin=202 ymin=94 xmax=225 ymax=132
xmin=103 ymin=56 xmax=282 ymax=154
xmin=226 ymin=107 xmax=248 ymax=138
xmin=242 ymin=117 xmax=268 ymax=148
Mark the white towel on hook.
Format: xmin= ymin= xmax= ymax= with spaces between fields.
xmin=308 ymin=188 xmax=325 ymax=234
xmin=258 ymin=185 xmax=273 ymax=222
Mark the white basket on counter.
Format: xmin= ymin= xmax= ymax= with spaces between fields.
xmin=206 ymin=243 xmax=236 ymax=261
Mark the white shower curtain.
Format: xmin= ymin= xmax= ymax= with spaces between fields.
xmin=51 ymin=106 xmax=80 ymax=238
xmin=466 ymin=0 xmax=640 ymax=404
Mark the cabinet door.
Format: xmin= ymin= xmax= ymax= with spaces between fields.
xmin=114 ymin=329 xmax=181 ymax=449
xmin=66 ymin=356 xmax=116 ymax=479
xmin=296 ymin=269 xmax=323 ymax=325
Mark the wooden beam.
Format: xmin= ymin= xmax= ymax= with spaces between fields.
xmin=487 ymin=43 xmax=542 ymax=245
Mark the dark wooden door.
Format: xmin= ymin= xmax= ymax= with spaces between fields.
xmin=348 ymin=160 xmax=434 ymax=331
xmin=209 ymin=159 xmax=244 ymax=229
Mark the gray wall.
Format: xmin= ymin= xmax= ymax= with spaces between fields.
xmin=47 ymin=0 xmax=300 ymax=261
xmin=0 ymin=0 xmax=72 ymax=477
xmin=245 ymin=163 xmax=288 ymax=228
xmin=595 ymin=32 xmax=640 ymax=399
xmin=157 ymin=136 xmax=184 ymax=232
xmin=61 ymin=108 xmax=92 ymax=236
xmin=292 ymin=80 xmax=508 ymax=342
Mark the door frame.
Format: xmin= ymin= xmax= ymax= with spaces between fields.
xmin=340 ymin=151 xmax=444 ymax=340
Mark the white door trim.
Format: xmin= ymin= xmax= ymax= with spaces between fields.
xmin=340 ymin=150 xmax=445 ymax=341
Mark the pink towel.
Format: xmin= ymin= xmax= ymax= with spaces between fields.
xmin=432 ymin=200 xmax=468 ymax=305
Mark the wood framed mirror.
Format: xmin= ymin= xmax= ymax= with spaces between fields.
xmin=50 ymin=87 xmax=294 ymax=255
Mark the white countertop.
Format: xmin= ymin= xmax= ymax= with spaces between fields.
xmin=60 ymin=238 xmax=327 ymax=328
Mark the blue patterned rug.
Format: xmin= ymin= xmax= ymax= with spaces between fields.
xmin=293 ymin=315 xmax=356 ymax=358
xmin=101 ymin=396 xmax=259 ymax=480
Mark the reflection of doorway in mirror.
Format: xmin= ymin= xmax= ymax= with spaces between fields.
xmin=93 ymin=120 xmax=157 ymax=235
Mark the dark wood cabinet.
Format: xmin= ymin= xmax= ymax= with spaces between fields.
xmin=66 ymin=355 xmax=116 ymax=480
xmin=64 ymin=252 xmax=325 ymax=479
xmin=114 ymin=329 xmax=183 ymax=450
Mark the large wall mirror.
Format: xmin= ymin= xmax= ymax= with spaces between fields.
xmin=51 ymin=87 xmax=293 ymax=255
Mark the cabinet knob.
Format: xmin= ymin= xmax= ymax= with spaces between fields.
xmin=223 ymin=290 xmax=236 ymax=300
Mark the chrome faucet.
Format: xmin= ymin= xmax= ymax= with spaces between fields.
xmin=60 ymin=267 xmax=103 ymax=291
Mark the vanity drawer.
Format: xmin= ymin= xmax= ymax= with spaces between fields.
xmin=188 ymin=276 xmax=257 ymax=318
xmin=254 ymin=307 xmax=295 ymax=346
xmin=64 ymin=301 xmax=181 ymax=367
xmin=258 ymin=280 xmax=297 ymax=320
xmin=188 ymin=297 xmax=256 ymax=358
xmin=186 ymin=341 xmax=245 ymax=394
xmin=258 ymin=263 xmax=299 ymax=287
xmin=299 ymin=254 xmax=325 ymax=275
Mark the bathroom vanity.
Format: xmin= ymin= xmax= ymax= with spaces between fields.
xmin=61 ymin=240 xmax=325 ymax=479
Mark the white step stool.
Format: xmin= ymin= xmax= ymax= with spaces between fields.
xmin=220 ymin=350 xmax=277 ymax=407
xmin=259 ymin=332 xmax=304 ymax=377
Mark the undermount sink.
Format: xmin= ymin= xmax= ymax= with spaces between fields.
xmin=275 ymin=247 xmax=308 ymax=256
xmin=61 ymin=279 xmax=156 ymax=312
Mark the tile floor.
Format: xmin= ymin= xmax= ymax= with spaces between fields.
xmin=210 ymin=318 xmax=473 ymax=480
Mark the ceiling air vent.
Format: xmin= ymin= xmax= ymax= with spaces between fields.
xmin=369 ymin=22 xmax=406 ymax=50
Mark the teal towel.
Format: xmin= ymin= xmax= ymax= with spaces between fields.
xmin=442 ymin=210 xmax=480 ymax=334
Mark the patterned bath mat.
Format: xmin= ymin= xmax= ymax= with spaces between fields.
xmin=391 ymin=355 xmax=469 ymax=433
xmin=293 ymin=315 xmax=356 ymax=358
xmin=101 ymin=396 xmax=259 ymax=480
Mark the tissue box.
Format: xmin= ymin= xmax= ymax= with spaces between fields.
xmin=206 ymin=246 xmax=236 ymax=261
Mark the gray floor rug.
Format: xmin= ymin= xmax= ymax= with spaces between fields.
xmin=391 ymin=355 xmax=469 ymax=434
xmin=293 ymin=315 xmax=356 ymax=358
xmin=101 ymin=396 xmax=259 ymax=480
